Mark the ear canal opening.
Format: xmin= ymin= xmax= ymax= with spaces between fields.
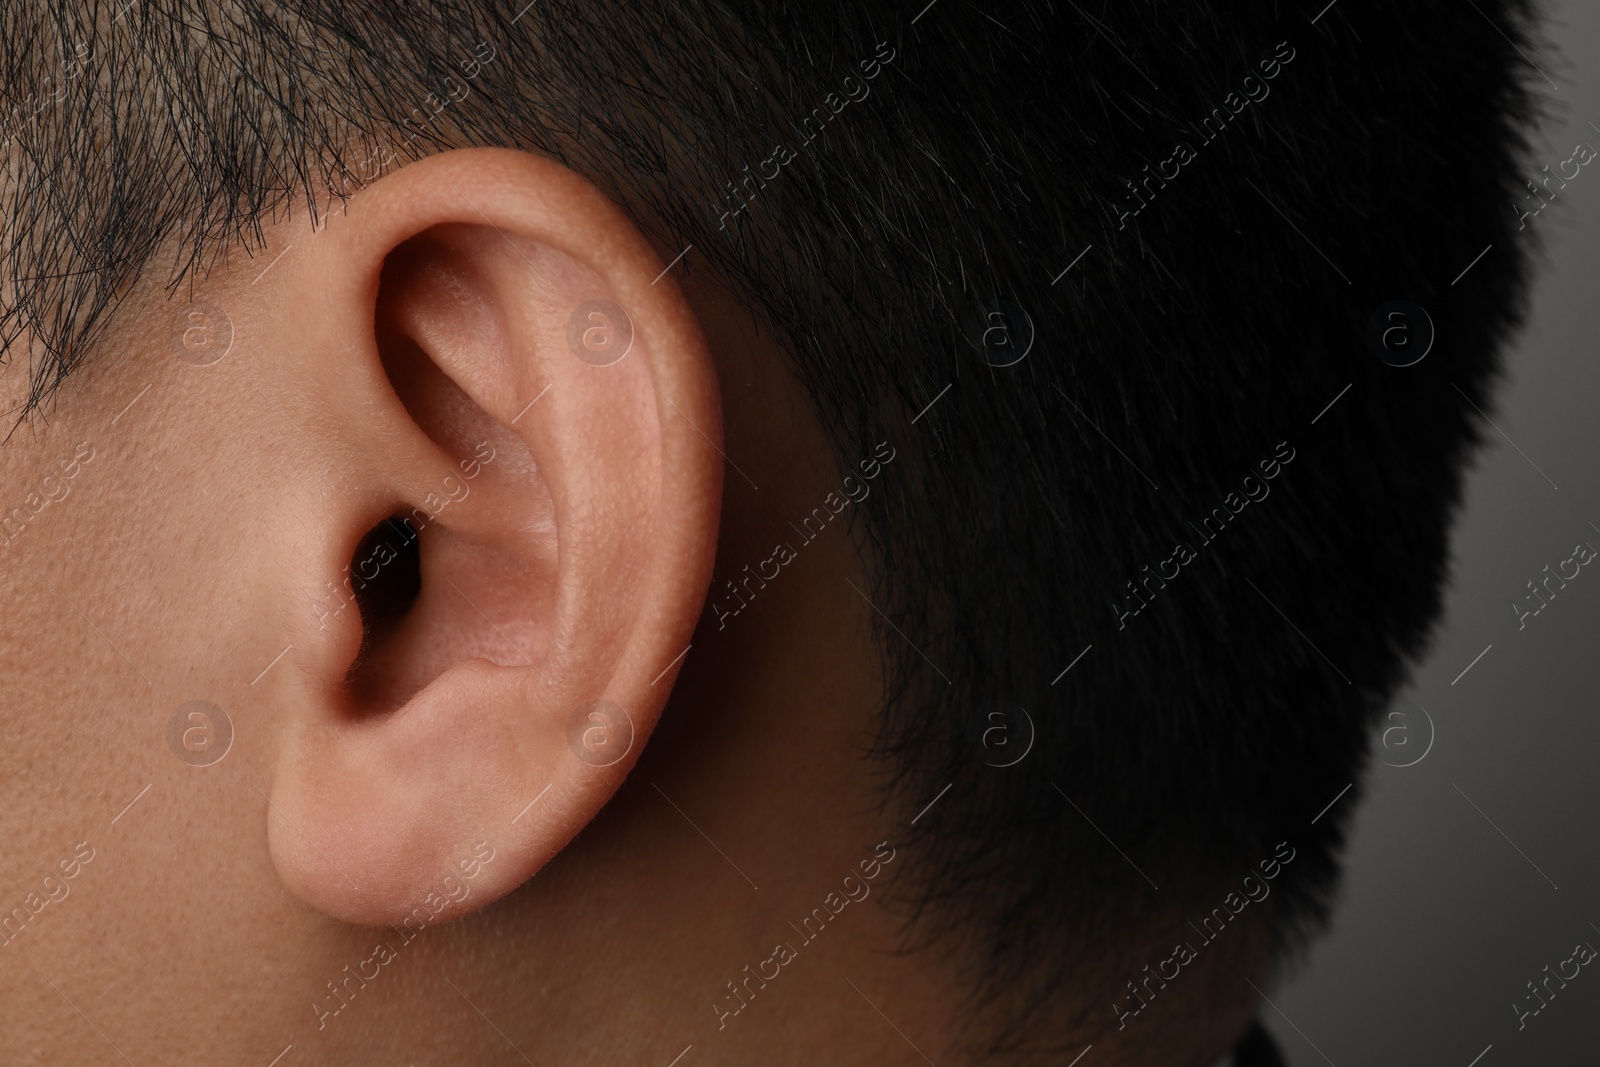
xmin=345 ymin=515 xmax=423 ymax=684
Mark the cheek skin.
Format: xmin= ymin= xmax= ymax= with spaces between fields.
xmin=0 ymin=270 xmax=414 ymax=1062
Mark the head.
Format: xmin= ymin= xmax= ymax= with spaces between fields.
xmin=0 ymin=1 xmax=1541 ymax=1064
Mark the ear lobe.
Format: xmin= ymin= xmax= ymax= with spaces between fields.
xmin=264 ymin=149 xmax=722 ymax=927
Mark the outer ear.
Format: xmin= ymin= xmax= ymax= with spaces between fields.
xmin=261 ymin=149 xmax=722 ymax=926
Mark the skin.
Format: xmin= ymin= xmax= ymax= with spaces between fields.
xmin=0 ymin=149 xmax=1261 ymax=1065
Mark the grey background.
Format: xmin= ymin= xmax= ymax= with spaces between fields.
xmin=1271 ymin=2 xmax=1600 ymax=1065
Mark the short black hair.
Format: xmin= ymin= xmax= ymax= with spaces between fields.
xmin=1 ymin=0 xmax=1543 ymax=1055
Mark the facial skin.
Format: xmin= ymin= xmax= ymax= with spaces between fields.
xmin=0 ymin=149 xmax=1261 ymax=1065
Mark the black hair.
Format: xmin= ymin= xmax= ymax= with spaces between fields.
xmin=0 ymin=0 xmax=1544 ymax=1056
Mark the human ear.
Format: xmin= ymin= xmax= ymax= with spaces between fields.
xmin=257 ymin=149 xmax=722 ymax=926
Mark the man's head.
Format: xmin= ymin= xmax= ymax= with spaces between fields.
xmin=0 ymin=1 xmax=1541 ymax=1063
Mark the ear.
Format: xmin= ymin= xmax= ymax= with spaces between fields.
xmin=258 ymin=149 xmax=722 ymax=926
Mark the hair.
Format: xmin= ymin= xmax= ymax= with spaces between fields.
xmin=0 ymin=0 xmax=1544 ymax=1056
